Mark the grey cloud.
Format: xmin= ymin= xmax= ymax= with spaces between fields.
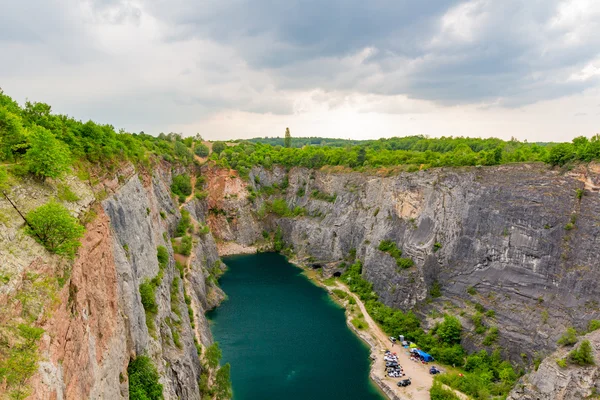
xmin=147 ymin=0 xmax=600 ymax=106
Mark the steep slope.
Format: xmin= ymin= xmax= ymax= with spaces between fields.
xmin=1 ymin=164 xmax=224 ymax=399
xmin=507 ymin=330 xmax=600 ymax=399
xmin=205 ymin=162 xmax=600 ymax=363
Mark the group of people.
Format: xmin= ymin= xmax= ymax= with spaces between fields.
xmin=384 ymin=350 xmax=407 ymax=378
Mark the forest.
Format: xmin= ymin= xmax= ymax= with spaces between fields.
xmin=2 ymin=89 xmax=599 ymax=182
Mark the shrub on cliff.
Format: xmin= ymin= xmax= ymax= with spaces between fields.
xmin=437 ymin=315 xmax=463 ymax=345
xmin=569 ymin=340 xmax=595 ymax=366
xmin=25 ymin=202 xmax=85 ymax=257
xmin=557 ymin=327 xmax=578 ymax=346
xmin=194 ymin=143 xmax=209 ymax=157
xmin=170 ymin=174 xmax=192 ymax=202
xmin=128 ymin=356 xmax=164 ymax=400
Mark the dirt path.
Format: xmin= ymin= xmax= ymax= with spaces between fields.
xmin=328 ymin=281 xmax=469 ymax=400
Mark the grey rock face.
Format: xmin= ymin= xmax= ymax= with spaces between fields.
xmin=216 ymin=164 xmax=600 ymax=364
xmin=507 ymin=330 xmax=600 ymax=400
xmin=102 ymin=171 xmax=221 ymax=399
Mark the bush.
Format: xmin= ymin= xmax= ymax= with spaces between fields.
xmin=556 ymin=358 xmax=567 ymax=368
xmin=430 ymin=381 xmax=461 ymax=400
xmin=212 ymin=142 xmax=226 ymax=155
xmin=429 ymin=281 xmax=442 ymax=298
xmin=558 ymin=327 xmax=578 ymax=346
xmin=128 ymin=356 xmax=164 ymax=400
xmin=378 ymin=240 xmax=414 ymax=270
xmin=157 ymin=246 xmax=169 ymax=268
xmin=175 ymin=209 xmax=191 ymax=237
xmin=588 ymin=320 xmax=600 ymax=333
xmin=171 ymin=174 xmax=192 ymax=198
xmin=194 ymin=143 xmax=209 ymax=157
xmin=482 ymin=327 xmax=499 ymax=346
xmin=569 ymin=340 xmax=595 ymax=366
xmin=437 ymin=315 xmax=463 ymax=345
xmin=25 ymin=202 xmax=85 ymax=257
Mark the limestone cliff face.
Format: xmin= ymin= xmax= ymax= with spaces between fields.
xmin=507 ymin=331 xmax=600 ymax=400
xmin=206 ymin=163 xmax=600 ymax=365
xmin=23 ymin=165 xmax=222 ymax=400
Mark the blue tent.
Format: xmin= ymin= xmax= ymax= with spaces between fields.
xmin=416 ymin=349 xmax=434 ymax=362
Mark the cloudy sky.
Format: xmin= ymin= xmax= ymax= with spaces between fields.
xmin=1 ymin=0 xmax=599 ymax=141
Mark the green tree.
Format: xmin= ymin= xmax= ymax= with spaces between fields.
xmin=437 ymin=315 xmax=463 ymax=345
xmin=569 ymin=340 xmax=595 ymax=366
xmin=206 ymin=342 xmax=222 ymax=369
xmin=128 ymin=356 xmax=164 ymax=400
xmin=25 ymin=202 xmax=85 ymax=257
xmin=212 ymin=141 xmax=226 ymax=155
xmin=24 ymin=126 xmax=71 ymax=180
xmin=284 ymin=127 xmax=291 ymax=148
xmin=215 ymin=363 xmax=232 ymax=400
xmin=194 ymin=143 xmax=210 ymax=157
xmin=0 ymin=106 xmax=27 ymax=161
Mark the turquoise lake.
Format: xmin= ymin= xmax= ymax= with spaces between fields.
xmin=207 ymin=253 xmax=384 ymax=400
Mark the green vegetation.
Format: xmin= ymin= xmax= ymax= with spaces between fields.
xmin=273 ymin=226 xmax=284 ymax=252
xmin=433 ymin=242 xmax=443 ymax=252
xmin=215 ymin=363 xmax=232 ymax=400
xmin=206 ymin=342 xmax=222 ymax=369
xmin=212 ymin=142 xmax=226 ymax=155
xmin=556 ymin=358 xmax=567 ymax=368
xmin=341 ymin=260 xmax=517 ymax=399
xmin=194 ymin=143 xmax=210 ymax=157
xmin=171 ymin=174 xmax=192 ymax=202
xmin=0 ymin=90 xmax=197 ymax=175
xmin=430 ymin=281 xmax=442 ymax=298
xmin=128 ymin=356 xmax=164 ymax=400
xmin=175 ymin=209 xmax=192 ymax=237
xmin=430 ymin=381 xmax=461 ymax=400
xmin=569 ymin=340 xmax=595 ymax=366
xmin=467 ymin=286 xmax=477 ymax=295
xmin=25 ymin=202 xmax=85 ymax=257
xmin=483 ymin=327 xmax=499 ymax=346
xmin=557 ymin=327 xmax=578 ymax=346
xmin=24 ymin=126 xmax=71 ymax=180
xmin=0 ymin=324 xmax=45 ymax=400
xmin=56 ymin=184 xmax=80 ymax=202
xmin=310 ymin=189 xmax=337 ymax=203
xmin=587 ymin=320 xmax=600 ymax=333
xmin=378 ymin=240 xmax=414 ymax=270
xmin=139 ymin=248 xmax=168 ymax=334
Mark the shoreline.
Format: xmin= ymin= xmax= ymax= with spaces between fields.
xmin=300 ymin=268 xmax=412 ymax=400
xmin=214 ymin=251 xmax=448 ymax=400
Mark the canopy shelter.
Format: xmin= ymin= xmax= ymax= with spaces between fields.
xmin=415 ymin=349 xmax=434 ymax=362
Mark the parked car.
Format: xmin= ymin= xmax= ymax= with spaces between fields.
xmin=389 ymin=336 xmax=396 ymax=343
xmin=397 ymin=378 xmax=411 ymax=387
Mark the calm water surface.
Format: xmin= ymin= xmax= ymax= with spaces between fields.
xmin=207 ymin=253 xmax=384 ymax=400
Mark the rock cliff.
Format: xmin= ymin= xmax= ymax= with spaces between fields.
xmin=2 ymin=160 xmax=599 ymax=399
xmin=1 ymin=164 xmax=223 ymax=400
xmin=205 ymin=163 xmax=600 ymax=365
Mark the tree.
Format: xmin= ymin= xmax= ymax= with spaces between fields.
xmin=437 ymin=315 xmax=463 ymax=345
xmin=215 ymin=363 xmax=232 ymax=400
xmin=0 ymin=106 xmax=27 ymax=161
xmin=206 ymin=342 xmax=222 ymax=369
xmin=284 ymin=127 xmax=291 ymax=148
xmin=212 ymin=141 xmax=226 ymax=155
xmin=128 ymin=356 xmax=164 ymax=400
xmin=569 ymin=340 xmax=595 ymax=366
xmin=194 ymin=143 xmax=210 ymax=157
xmin=356 ymin=146 xmax=366 ymax=166
xmin=24 ymin=126 xmax=71 ymax=180
xmin=25 ymin=202 xmax=85 ymax=257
